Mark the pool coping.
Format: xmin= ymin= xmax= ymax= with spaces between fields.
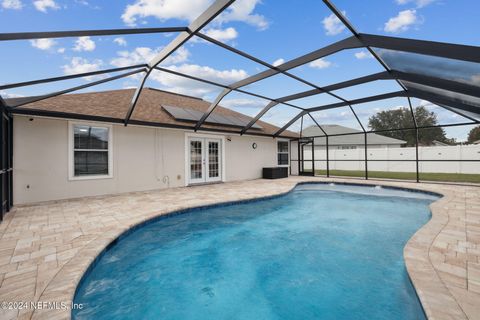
xmin=25 ymin=177 xmax=475 ymax=320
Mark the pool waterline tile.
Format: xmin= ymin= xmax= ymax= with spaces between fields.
xmin=0 ymin=177 xmax=478 ymax=320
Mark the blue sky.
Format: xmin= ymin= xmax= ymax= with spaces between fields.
xmin=1 ymin=0 xmax=479 ymax=140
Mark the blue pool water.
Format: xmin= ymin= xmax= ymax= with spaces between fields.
xmin=73 ymin=183 xmax=439 ymax=320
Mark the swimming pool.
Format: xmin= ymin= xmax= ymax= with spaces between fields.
xmin=73 ymin=183 xmax=439 ymax=320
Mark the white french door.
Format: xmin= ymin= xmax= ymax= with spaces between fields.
xmin=188 ymin=137 xmax=222 ymax=184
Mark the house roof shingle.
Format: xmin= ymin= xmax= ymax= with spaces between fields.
xmin=7 ymin=88 xmax=298 ymax=138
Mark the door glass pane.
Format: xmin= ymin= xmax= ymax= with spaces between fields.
xmin=208 ymin=141 xmax=219 ymax=178
xmin=190 ymin=140 xmax=202 ymax=179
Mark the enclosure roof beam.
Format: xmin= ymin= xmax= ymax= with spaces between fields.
xmin=229 ymin=36 xmax=363 ymax=90
xmin=273 ymin=72 xmax=391 ymax=104
xmin=0 ymin=27 xmax=187 ymax=41
xmin=196 ymin=32 xmax=348 ymax=103
xmin=391 ymin=70 xmax=480 ymax=99
xmin=407 ymin=89 xmax=480 ymax=116
xmin=0 ymin=64 xmax=147 ymax=90
xmin=407 ymin=97 xmax=418 ymax=128
xmin=360 ymin=33 xmax=480 ymax=64
xmin=193 ymin=35 xmax=362 ymax=131
xmin=240 ymin=101 xmax=279 ymax=135
xmin=6 ymin=68 xmax=147 ymax=108
xmin=308 ymin=91 xmax=407 ymax=113
xmin=437 ymin=104 xmax=480 ymax=123
xmin=153 ymin=67 xmax=304 ymax=110
xmin=322 ymin=0 xmax=358 ymax=36
xmin=273 ymin=91 xmax=407 ymax=137
xmin=124 ymin=0 xmax=235 ymax=126
xmin=194 ymin=88 xmax=232 ymax=131
xmin=263 ymin=69 xmax=480 ymax=110
xmin=299 ymin=121 xmax=475 ymax=139
xmin=273 ymin=111 xmax=307 ymax=138
xmin=307 ymin=113 xmax=328 ymax=137
xmin=322 ymin=0 xmax=408 ymax=94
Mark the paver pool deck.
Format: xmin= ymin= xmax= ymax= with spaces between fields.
xmin=0 ymin=176 xmax=479 ymax=320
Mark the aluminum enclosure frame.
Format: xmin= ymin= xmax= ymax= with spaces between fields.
xmin=0 ymin=0 xmax=478 ymax=197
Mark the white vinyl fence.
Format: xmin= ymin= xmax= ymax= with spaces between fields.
xmin=298 ymin=144 xmax=480 ymax=174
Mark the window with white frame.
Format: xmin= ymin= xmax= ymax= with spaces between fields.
xmin=277 ymin=140 xmax=289 ymax=166
xmin=70 ymin=123 xmax=112 ymax=178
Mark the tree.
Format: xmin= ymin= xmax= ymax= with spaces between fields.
xmin=368 ymin=106 xmax=450 ymax=146
xmin=467 ymin=126 xmax=480 ymax=144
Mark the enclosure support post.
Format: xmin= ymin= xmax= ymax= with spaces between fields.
xmin=0 ymin=111 xmax=3 ymax=222
xmin=326 ymin=136 xmax=330 ymax=177
xmin=364 ymin=132 xmax=368 ymax=180
xmin=289 ymin=140 xmax=292 ymax=176
xmin=307 ymin=113 xmax=328 ymax=178
xmin=415 ymin=128 xmax=420 ymax=183
xmin=407 ymin=97 xmax=420 ymax=183
xmin=8 ymin=116 xmax=12 ymax=211
xmin=297 ymin=139 xmax=301 ymax=175
xmin=346 ymin=105 xmax=367 ymax=180
xmin=312 ymin=137 xmax=315 ymax=176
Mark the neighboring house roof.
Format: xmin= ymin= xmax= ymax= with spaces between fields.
xmin=302 ymin=124 xmax=406 ymax=145
xmin=6 ymin=88 xmax=297 ymax=138
xmin=473 ymin=140 xmax=480 ymax=145
xmin=431 ymin=140 xmax=450 ymax=146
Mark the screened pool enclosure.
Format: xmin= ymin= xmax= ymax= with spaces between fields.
xmin=1 ymin=0 xmax=479 ymax=219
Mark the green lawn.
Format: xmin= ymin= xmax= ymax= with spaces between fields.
xmin=313 ymin=169 xmax=480 ymax=184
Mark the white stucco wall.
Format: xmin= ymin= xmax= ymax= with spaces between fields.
xmin=13 ymin=116 xmax=283 ymax=205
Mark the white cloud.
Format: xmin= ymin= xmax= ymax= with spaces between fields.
xmin=2 ymin=0 xmax=23 ymax=9
xmin=322 ymin=11 xmax=346 ymax=36
xmin=272 ymin=58 xmax=285 ymax=67
xmin=217 ymin=0 xmax=268 ymax=30
xmin=122 ymin=0 xmax=211 ymax=26
xmin=74 ymin=0 xmax=100 ymax=9
xmin=384 ymin=9 xmax=418 ymax=33
xmin=309 ymin=58 xmax=332 ymax=69
xmin=73 ymin=36 xmax=96 ymax=52
xmin=221 ymin=98 xmax=265 ymax=116
xmin=62 ymin=57 xmax=103 ymax=80
xmin=0 ymin=90 xmax=24 ymax=99
xmin=109 ymin=44 xmax=248 ymax=98
xmin=204 ymin=27 xmax=238 ymax=42
xmin=33 ymin=0 xmax=59 ymax=12
xmin=395 ymin=0 xmax=436 ymax=8
xmin=110 ymin=46 xmax=190 ymax=67
xmin=111 ymin=47 xmax=155 ymax=67
xmin=222 ymin=98 xmax=264 ymax=109
xmin=121 ymin=0 xmax=268 ymax=30
xmin=113 ymin=37 xmax=127 ymax=46
xmin=30 ymin=38 xmax=57 ymax=50
xmin=57 ymin=47 xmax=65 ymax=53
xmin=470 ymin=74 xmax=480 ymax=86
xmin=152 ymin=64 xmax=248 ymax=97
xmin=354 ymin=50 xmax=373 ymax=60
